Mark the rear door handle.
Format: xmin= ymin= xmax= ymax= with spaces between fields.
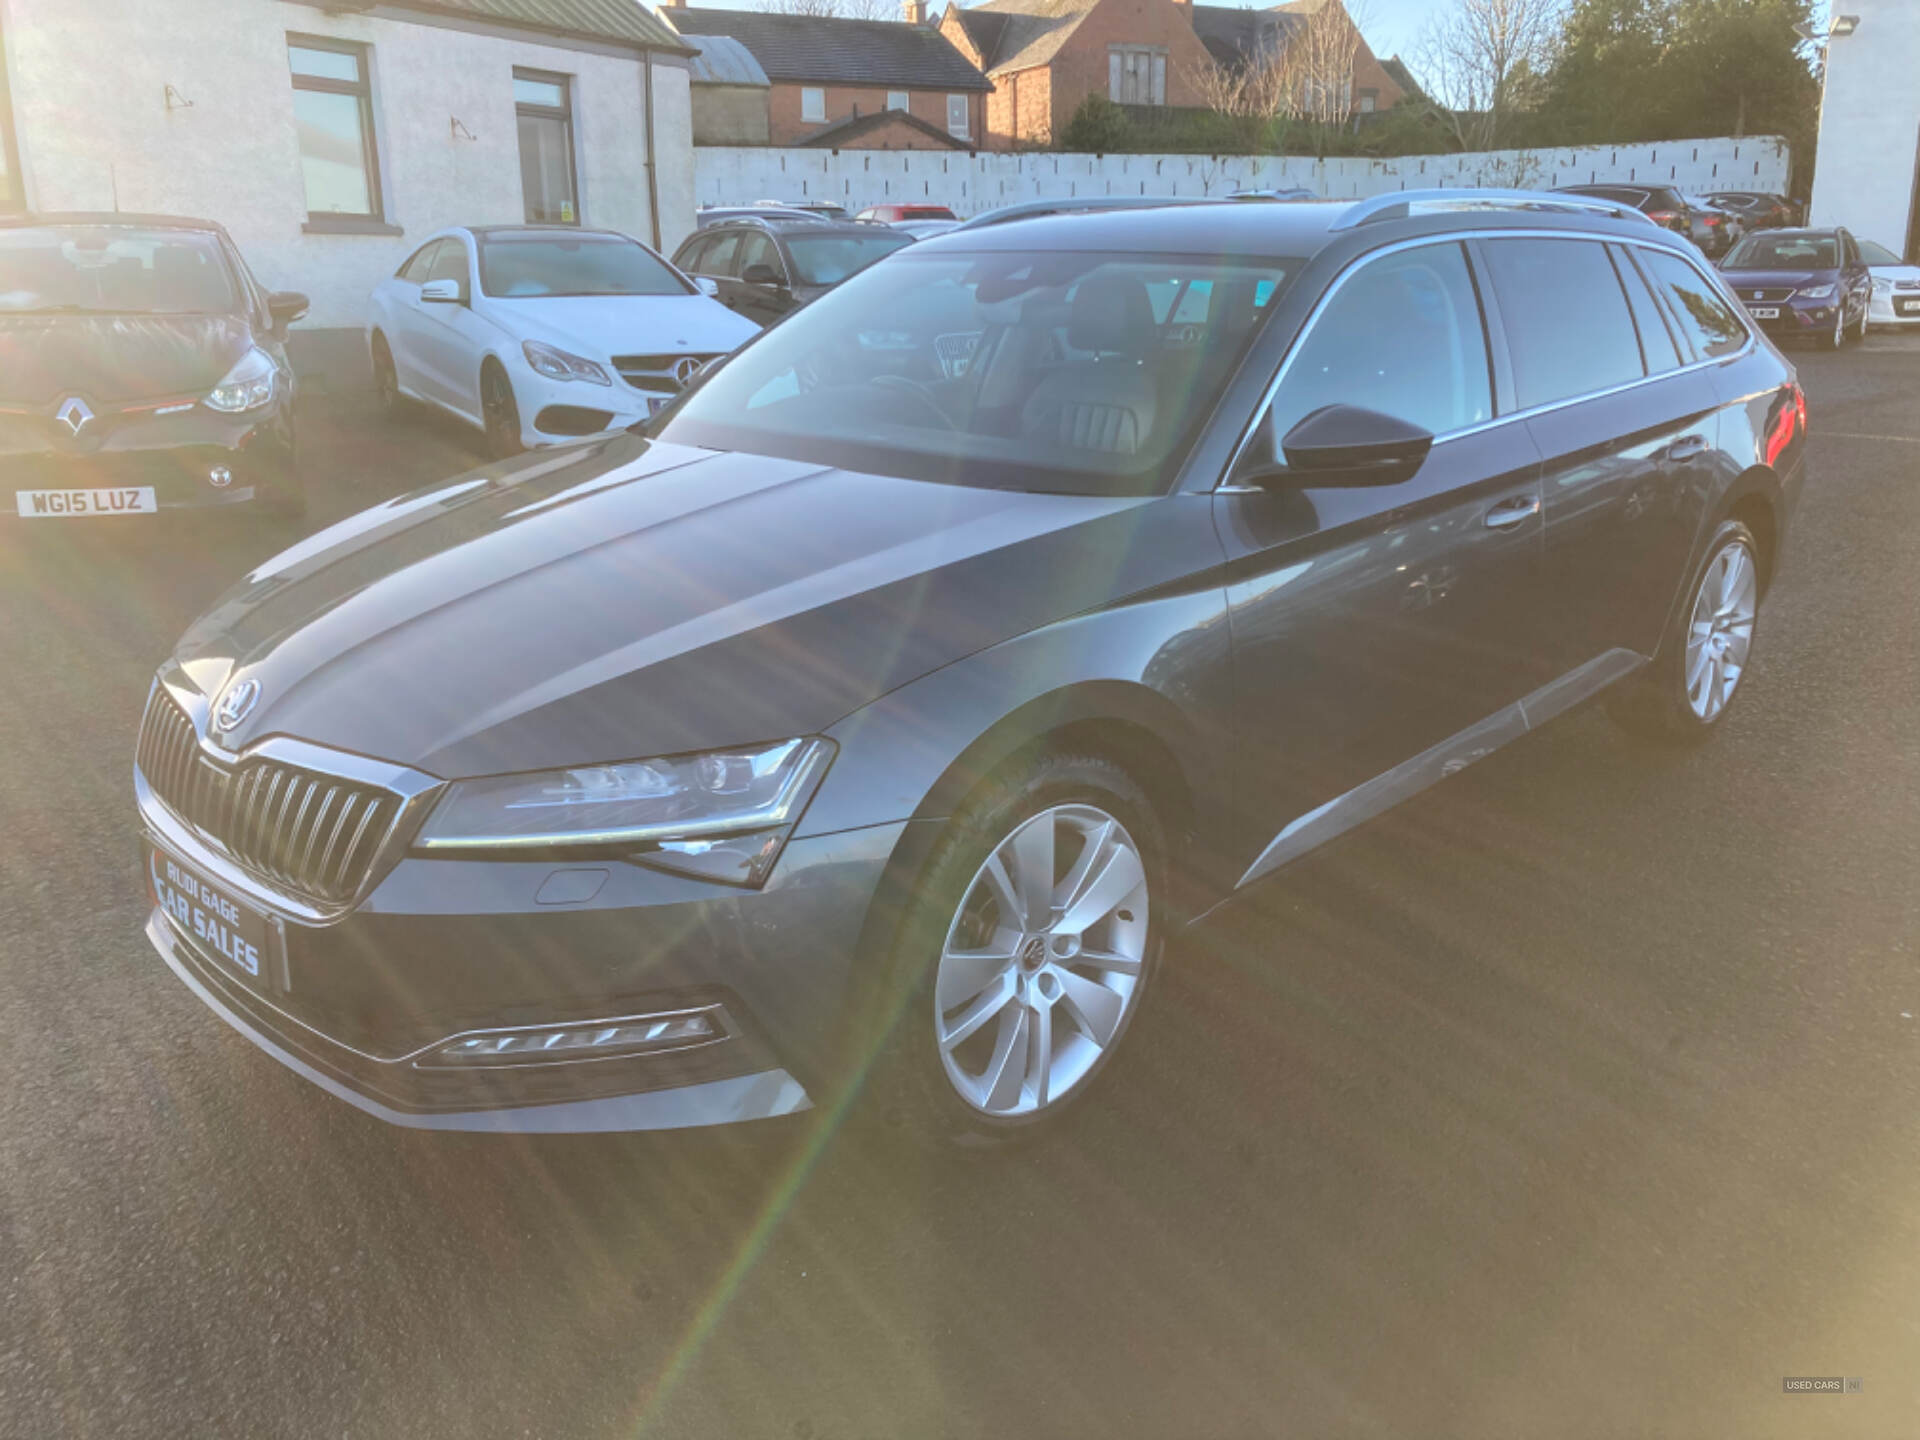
xmin=1667 ymin=434 xmax=1710 ymax=462
xmin=1484 ymin=495 xmax=1540 ymax=530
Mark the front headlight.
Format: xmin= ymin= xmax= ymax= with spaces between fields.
xmin=415 ymin=737 xmax=835 ymax=887
xmin=522 ymin=340 xmax=612 ymax=386
xmin=1795 ymin=283 xmax=1836 ymax=301
xmin=205 ymin=347 xmax=277 ymax=412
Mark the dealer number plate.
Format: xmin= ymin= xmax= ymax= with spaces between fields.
xmin=15 ymin=487 xmax=157 ymax=518
xmin=151 ymin=849 xmax=271 ymax=982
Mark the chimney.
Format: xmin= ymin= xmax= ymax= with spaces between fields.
xmin=661 ymin=0 xmax=685 ymax=9
xmin=903 ymin=0 xmax=928 ymax=23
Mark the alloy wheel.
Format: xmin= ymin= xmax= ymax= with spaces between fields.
xmin=1684 ymin=538 xmax=1758 ymax=722
xmin=934 ymin=804 xmax=1149 ymax=1118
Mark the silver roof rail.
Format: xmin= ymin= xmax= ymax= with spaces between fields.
xmin=1331 ymin=188 xmax=1659 ymax=231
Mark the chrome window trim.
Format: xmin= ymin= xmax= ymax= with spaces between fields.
xmin=1217 ymin=227 xmax=1756 ymax=487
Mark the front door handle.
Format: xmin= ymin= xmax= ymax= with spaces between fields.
xmin=1667 ymin=434 xmax=1710 ymax=463
xmin=1484 ymin=495 xmax=1540 ymax=530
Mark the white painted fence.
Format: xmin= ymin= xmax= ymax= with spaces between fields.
xmin=695 ymin=135 xmax=1790 ymax=218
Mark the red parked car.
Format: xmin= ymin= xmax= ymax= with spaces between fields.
xmin=854 ymin=203 xmax=958 ymax=224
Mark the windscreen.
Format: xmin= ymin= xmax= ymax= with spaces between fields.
xmin=0 ymin=226 xmax=238 ymax=315
xmin=654 ymin=249 xmax=1296 ymax=494
xmin=784 ymin=231 xmax=914 ymax=286
xmin=1725 ymin=234 xmax=1838 ymax=270
xmin=478 ymin=232 xmax=690 ymax=298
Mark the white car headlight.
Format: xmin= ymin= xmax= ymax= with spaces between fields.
xmin=415 ymin=737 xmax=835 ymax=887
xmin=522 ymin=340 xmax=612 ymax=386
xmin=204 ymin=348 xmax=277 ymax=412
xmin=1795 ymin=283 xmax=1836 ymax=301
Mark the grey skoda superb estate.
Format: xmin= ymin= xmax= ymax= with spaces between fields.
xmin=136 ymin=191 xmax=1806 ymax=1142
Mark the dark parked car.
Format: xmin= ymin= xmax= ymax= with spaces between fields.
xmin=135 ymin=191 xmax=1804 ymax=1144
xmin=1 ymin=213 xmax=307 ymax=520
xmin=1704 ymin=192 xmax=1801 ymax=231
xmin=1553 ymin=183 xmax=1695 ymax=242
xmin=695 ymin=205 xmax=825 ymax=229
xmin=670 ymin=216 xmax=911 ymax=326
xmin=1719 ymin=227 xmax=1872 ymax=349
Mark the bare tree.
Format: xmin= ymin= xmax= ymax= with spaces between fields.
xmin=1183 ymin=0 xmax=1373 ymax=153
xmin=1413 ymin=0 xmax=1563 ymax=152
xmin=765 ymin=0 xmax=896 ymax=18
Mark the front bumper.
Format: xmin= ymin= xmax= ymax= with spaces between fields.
xmin=1868 ymin=293 xmax=1920 ymax=326
xmin=147 ymin=908 xmax=810 ymax=1132
xmin=140 ymin=786 xmax=919 ymax=1131
xmin=509 ymin=364 xmax=663 ymax=449
xmin=0 ymin=422 xmax=298 ymax=517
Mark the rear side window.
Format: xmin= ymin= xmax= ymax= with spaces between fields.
xmin=1637 ymin=247 xmax=1748 ymax=359
xmin=1610 ymin=246 xmax=1682 ymax=373
xmin=1480 ymin=238 xmax=1644 ymax=410
xmin=1268 ymin=241 xmax=1491 ymax=440
xmin=701 ymin=233 xmax=741 ymax=277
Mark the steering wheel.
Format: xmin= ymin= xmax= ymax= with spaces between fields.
xmin=869 ymin=373 xmax=957 ymax=430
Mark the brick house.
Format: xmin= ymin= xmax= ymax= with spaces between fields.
xmin=664 ymin=5 xmax=992 ymax=149
xmin=940 ymin=0 xmax=1399 ymax=148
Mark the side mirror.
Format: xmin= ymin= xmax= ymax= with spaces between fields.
xmin=694 ymin=275 xmax=720 ymax=298
xmin=741 ymin=263 xmax=784 ymax=287
xmin=1241 ymin=404 xmax=1433 ymax=488
xmin=419 ymin=278 xmax=463 ymax=304
xmin=266 ymin=290 xmax=309 ymax=330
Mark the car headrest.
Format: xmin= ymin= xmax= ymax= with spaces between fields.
xmin=1068 ymin=272 xmax=1154 ymax=357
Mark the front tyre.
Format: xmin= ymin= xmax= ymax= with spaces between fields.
xmin=1608 ymin=518 xmax=1761 ymax=743
xmin=874 ymin=751 xmax=1164 ymax=1145
xmin=480 ymin=360 xmax=523 ymax=459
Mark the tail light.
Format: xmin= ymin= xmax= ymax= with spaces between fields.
xmin=1792 ymin=380 xmax=1807 ymax=436
xmin=1647 ymin=209 xmax=1683 ymax=231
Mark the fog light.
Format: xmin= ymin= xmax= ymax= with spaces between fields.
xmin=209 ymin=465 xmax=232 ymax=488
xmin=417 ymin=1009 xmax=724 ymax=1068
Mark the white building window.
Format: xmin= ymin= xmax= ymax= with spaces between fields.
xmin=1358 ymin=89 xmax=1378 ymax=113
xmin=888 ymin=91 xmax=909 ymax=111
xmin=801 ymin=87 xmax=826 ymax=122
xmin=1107 ymin=47 xmax=1166 ymax=106
xmin=288 ymin=37 xmax=384 ymax=220
xmin=514 ymin=70 xmax=578 ymax=225
xmin=947 ymin=94 xmax=969 ymax=138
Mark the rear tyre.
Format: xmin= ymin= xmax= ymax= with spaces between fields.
xmin=370 ymin=333 xmax=405 ymax=420
xmin=1607 ymin=518 xmax=1761 ymax=744
xmin=480 ymin=360 xmax=523 ymax=459
xmin=864 ymin=749 xmax=1165 ymax=1147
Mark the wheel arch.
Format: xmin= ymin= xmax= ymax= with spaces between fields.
xmin=910 ymin=680 xmax=1199 ymax=839
xmin=1716 ymin=464 xmax=1784 ymax=595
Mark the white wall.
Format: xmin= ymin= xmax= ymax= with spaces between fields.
xmin=2 ymin=0 xmax=696 ymax=330
xmin=696 ymin=135 xmax=1791 ymax=217
xmin=1809 ymin=0 xmax=1919 ymax=253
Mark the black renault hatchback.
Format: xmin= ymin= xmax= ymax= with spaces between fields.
xmin=135 ymin=191 xmax=1805 ymax=1143
xmin=1 ymin=213 xmax=308 ymax=521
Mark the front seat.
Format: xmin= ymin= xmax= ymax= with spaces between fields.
xmin=1020 ymin=272 xmax=1159 ymax=456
